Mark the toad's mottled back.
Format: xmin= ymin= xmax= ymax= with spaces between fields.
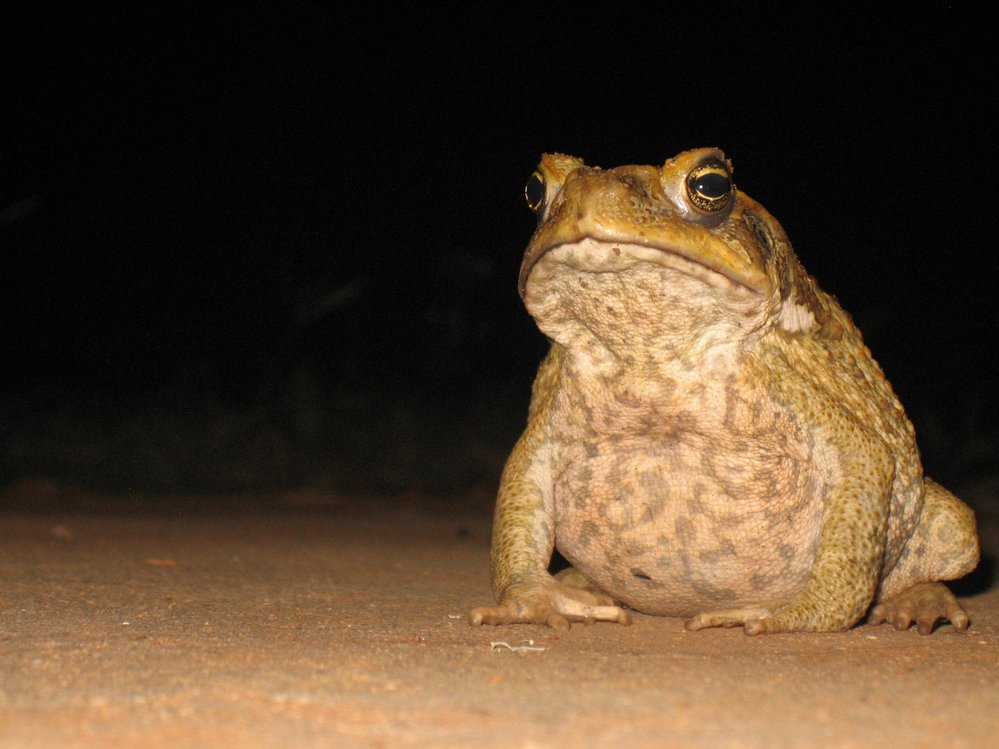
xmin=470 ymin=148 xmax=978 ymax=635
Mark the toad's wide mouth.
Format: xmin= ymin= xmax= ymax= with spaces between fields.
xmin=519 ymin=237 xmax=770 ymax=300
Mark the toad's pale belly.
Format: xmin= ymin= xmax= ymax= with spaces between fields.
xmin=552 ymin=441 xmax=827 ymax=615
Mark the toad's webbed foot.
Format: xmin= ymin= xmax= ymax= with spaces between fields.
xmin=468 ymin=576 xmax=632 ymax=631
xmin=869 ymin=582 xmax=969 ymax=635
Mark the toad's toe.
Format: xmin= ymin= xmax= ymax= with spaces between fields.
xmin=684 ymin=606 xmax=777 ymax=634
xmin=469 ymin=577 xmax=632 ymax=629
xmin=869 ymin=582 xmax=969 ymax=635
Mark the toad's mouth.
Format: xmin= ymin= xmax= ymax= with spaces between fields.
xmin=519 ymin=238 xmax=770 ymax=301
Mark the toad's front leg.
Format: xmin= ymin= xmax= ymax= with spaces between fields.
xmin=468 ymin=410 xmax=630 ymax=631
xmin=687 ymin=422 xmax=894 ymax=635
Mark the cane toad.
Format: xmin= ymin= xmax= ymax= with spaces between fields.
xmin=469 ymin=148 xmax=979 ymax=635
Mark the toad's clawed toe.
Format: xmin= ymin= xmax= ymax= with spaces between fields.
xmin=869 ymin=582 xmax=969 ymax=635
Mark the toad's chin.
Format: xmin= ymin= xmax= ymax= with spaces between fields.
xmin=522 ymin=241 xmax=768 ymax=363
xmin=522 ymin=238 xmax=768 ymax=303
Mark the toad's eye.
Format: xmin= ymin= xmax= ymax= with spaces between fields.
xmin=685 ymin=160 xmax=733 ymax=213
xmin=525 ymin=170 xmax=546 ymax=213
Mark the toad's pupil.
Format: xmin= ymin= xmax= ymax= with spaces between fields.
xmin=694 ymin=172 xmax=730 ymax=199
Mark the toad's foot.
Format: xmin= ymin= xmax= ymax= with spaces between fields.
xmin=869 ymin=582 xmax=969 ymax=635
xmin=468 ymin=577 xmax=632 ymax=631
xmin=684 ymin=606 xmax=782 ymax=636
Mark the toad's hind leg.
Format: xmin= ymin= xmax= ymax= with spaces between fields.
xmin=871 ymin=479 xmax=979 ymax=634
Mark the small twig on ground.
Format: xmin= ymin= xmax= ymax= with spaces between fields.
xmin=490 ymin=639 xmax=546 ymax=653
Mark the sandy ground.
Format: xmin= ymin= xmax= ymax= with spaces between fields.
xmin=1 ymin=486 xmax=997 ymax=749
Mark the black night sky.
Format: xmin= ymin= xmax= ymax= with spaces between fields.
xmin=3 ymin=9 xmax=997 ymax=500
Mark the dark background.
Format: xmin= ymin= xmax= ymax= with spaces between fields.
xmin=3 ymin=8 xmax=996 ymax=504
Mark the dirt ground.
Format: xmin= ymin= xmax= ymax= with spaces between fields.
xmin=1 ymin=483 xmax=997 ymax=749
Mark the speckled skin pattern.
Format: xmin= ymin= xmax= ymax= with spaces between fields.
xmin=469 ymin=148 xmax=979 ymax=635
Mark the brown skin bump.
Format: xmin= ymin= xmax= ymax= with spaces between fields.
xmin=471 ymin=147 xmax=979 ymax=635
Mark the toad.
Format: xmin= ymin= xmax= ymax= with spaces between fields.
xmin=469 ymin=148 xmax=979 ymax=635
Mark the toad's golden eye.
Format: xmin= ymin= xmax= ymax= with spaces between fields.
xmin=685 ymin=160 xmax=733 ymax=213
xmin=525 ymin=170 xmax=546 ymax=213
